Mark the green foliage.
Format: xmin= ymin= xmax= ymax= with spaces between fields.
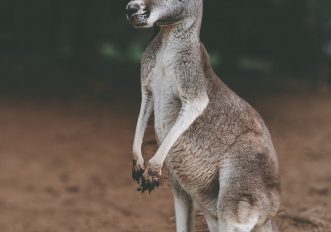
xmin=100 ymin=39 xmax=146 ymax=64
xmin=127 ymin=42 xmax=144 ymax=63
xmin=209 ymin=52 xmax=221 ymax=68
xmin=100 ymin=43 xmax=122 ymax=60
xmin=2 ymin=0 xmax=330 ymax=75
xmin=238 ymin=56 xmax=274 ymax=74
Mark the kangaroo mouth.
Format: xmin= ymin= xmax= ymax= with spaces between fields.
xmin=128 ymin=10 xmax=151 ymax=27
xmin=138 ymin=11 xmax=150 ymax=18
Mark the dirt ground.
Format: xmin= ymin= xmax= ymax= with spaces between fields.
xmin=0 ymin=90 xmax=330 ymax=232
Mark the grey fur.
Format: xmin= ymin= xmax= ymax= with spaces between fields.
xmin=127 ymin=0 xmax=281 ymax=231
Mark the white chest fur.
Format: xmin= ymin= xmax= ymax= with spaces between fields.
xmin=150 ymin=46 xmax=181 ymax=142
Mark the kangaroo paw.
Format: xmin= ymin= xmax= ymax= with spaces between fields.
xmin=137 ymin=168 xmax=161 ymax=193
xmin=132 ymin=159 xmax=145 ymax=183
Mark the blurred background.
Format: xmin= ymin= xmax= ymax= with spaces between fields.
xmin=0 ymin=0 xmax=331 ymax=96
xmin=0 ymin=1 xmax=331 ymax=232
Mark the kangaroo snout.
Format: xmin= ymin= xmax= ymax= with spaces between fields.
xmin=126 ymin=1 xmax=151 ymax=28
xmin=126 ymin=1 xmax=143 ymax=18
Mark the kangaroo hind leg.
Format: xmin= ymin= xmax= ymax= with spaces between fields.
xmin=218 ymin=198 xmax=261 ymax=232
xmin=204 ymin=213 xmax=219 ymax=232
xmin=253 ymin=219 xmax=278 ymax=232
xmin=170 ymin=176 xmax=195 ymax=232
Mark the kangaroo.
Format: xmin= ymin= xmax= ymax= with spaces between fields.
xmin=126 ymin=0 xmax=281 ymax=231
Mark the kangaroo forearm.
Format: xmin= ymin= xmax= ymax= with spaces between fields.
xmin=151 ymin=97 xmax=208 ymax=166
xmin=133 ymin=94 xmax=153 ymax=157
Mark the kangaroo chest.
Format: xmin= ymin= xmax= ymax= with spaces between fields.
xmin=150 ymin=48 xmax=181 ymax=143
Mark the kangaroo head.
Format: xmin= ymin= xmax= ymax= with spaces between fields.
xmin=126 ymin=0 xmax=202 ymax=28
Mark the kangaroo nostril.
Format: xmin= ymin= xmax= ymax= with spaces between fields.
xmin=126 ymin=3 xmax=140 ymax=17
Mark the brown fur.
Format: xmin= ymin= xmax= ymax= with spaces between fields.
xmin=127 ymin=0 xmax=281 ymax=231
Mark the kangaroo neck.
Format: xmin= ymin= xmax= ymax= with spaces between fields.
xmin=158 ymin=17 xmax=202 ymax=46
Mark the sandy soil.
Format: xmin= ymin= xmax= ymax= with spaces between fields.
xmin=0 ymin=91 xmax=330 ymax=232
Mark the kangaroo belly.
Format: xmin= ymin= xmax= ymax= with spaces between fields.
xmin=154 ymin=97 xmax=181 ymax=142
xmin=151 ymin=63 xmax=181 ymax=142
xmin=166 ymin=138 xmax=219 ymax=192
